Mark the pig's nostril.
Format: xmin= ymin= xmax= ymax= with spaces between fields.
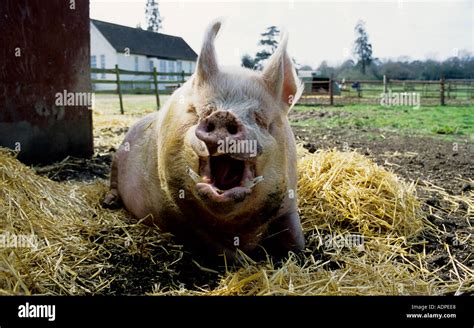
xmin=206 ymin=122 xmax=215 ymax=133
xmin=227 ymin=124 xmax=238 ymax=135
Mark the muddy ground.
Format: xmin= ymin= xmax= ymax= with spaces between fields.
xmin=33 ymin=111 xmax=473 ymax=295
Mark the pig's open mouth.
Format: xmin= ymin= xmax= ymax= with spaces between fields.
xmin=188 ymin=154 xmax=264 ymax=203
xmin=210 ymin=155 xmax=248 ymax=190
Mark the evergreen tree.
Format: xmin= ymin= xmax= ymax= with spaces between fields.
xmin=255 ymin=26 xmax=280 ymax=69
xmin=241 ymin=54 xmax=257 ymax=69
xmin=145 ymin=0 xmax=163 ymax=33
xmin=353 ymin=20 xmax=373 ymax=75
xmin=241 ymin=26 xmax=280 ymax=70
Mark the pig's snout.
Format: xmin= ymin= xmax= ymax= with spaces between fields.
xmin=195 ymin=111 xmax=246 ymax=154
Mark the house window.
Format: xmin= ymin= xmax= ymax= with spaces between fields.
xmin=134 ymin=57 xmax=139 ymax=71
xmin=100 ymin=55 xmax=106 ymax=78
xmin=149 ymin=60 xmax=154 ymax=71
xmin=159 ymin=60 xmax=166 ymax=80
xmin=176 ymin=61 xmax=182 ymax=73
xmin=91 ymin=55 xmax=97 ymax=79
xmin=167 ymin=61 xmax=175 ymax=80
xmin=185 ymin=62 xmax=194 ymax=74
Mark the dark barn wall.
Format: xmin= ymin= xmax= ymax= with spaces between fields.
xmin=0 ymin=0 xmax=93 ymax=164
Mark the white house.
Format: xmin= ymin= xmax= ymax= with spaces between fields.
xmin=90 ymin=19 xmax=197 ymax=91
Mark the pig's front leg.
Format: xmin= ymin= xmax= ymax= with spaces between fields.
xmin=262 ymin=210 xmax=305 ymax=257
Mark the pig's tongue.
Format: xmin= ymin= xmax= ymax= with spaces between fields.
xmin=210 ymin=155 xmax=244 ymax=190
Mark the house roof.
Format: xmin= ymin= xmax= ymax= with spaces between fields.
xmin=91 ymin=19 xmax=198 ymax=61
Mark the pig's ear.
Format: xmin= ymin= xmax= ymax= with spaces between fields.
xmin=261 ymin=33 xmax=303 ymax=111
xmin=194 ymin=20 xmax=222 ymax=86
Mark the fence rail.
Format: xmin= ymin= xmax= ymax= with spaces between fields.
xmin=91 ymin=65 xmax=193 ymax=113
xmin=299 ymin=76 xmax=474 ymax=106
xmin=91 ymin=68 xmax=474 ymax=113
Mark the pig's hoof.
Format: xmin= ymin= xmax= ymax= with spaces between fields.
xmin=102 ymin=190 xmax=122 ymax=209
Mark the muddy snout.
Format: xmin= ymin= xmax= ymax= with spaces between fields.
xmin=195 ymin=110 xmax=260 ymax=158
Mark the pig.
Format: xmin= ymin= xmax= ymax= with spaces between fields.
xmin=103 ymin=20 xmax=305 ymax=259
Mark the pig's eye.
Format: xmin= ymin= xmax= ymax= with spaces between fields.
xmin=254 ymin=112 xmax=268 ymax=130
xmin=187 ymin=104 xmax=197 ymax=114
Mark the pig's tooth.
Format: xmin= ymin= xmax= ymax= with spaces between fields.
xmin=244 ymin=176 xmax=264 ymax=189
xmin=186 ymin=167 xmax=202 ymax=183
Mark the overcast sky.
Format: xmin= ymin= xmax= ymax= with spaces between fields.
xmin=90 ymin=0 xmax=473 ymax=68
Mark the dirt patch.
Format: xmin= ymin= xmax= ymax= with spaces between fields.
xmin=290 ymin=110 xmax=350 ymax=122
xmin=34 ymin=154 xmax=113 ymax=182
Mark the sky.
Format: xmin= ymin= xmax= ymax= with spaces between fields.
xmin=90 ymin=0 xmax=474 ymax=68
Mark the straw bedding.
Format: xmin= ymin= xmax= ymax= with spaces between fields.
xmin=0 ymin=145 xmax=472 ymax=295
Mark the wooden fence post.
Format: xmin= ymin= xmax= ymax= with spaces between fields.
xmin=383 ymin=75 xmax=388 ymax=93
xmin=115 ymin=64 xmax=124 ymax=114
xmin=329 ymin=76 xmax=334 ymax=105
xmin=181 ymin=70 xmax=185 ymax=84
xmin=153 ymin=67 xmax=160 ymax=110
xmin=440 ymin=76 xmax=445 ymax=106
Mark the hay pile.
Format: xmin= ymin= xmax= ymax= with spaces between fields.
xmin=297 ymin=148 xmax=424 ymax=237
xmin=0 ymin=148 xmax=182 ymax=295
xmin=0 ymin=147 xmax=472 ymax=295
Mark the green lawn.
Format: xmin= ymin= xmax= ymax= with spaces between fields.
xmin=291 ymin=104 xmax=474 ymax=141
xmin=94 ymin=94 xmax=170 ymax=115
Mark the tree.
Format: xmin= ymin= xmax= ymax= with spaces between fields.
xmin=145 ymin=0 xmax=163 ymax=33
xmin=259 ymin=26 xmax=280 ymax=53
xmin=255 ymin=26 xmax=280 ymax=69
xmin=241 ymin=54 xmax=257 ymax=69
xmin=353 ymin=20 xmax=373 ymax=75
xmin=240 ymin=26 xmax=280 ymax=70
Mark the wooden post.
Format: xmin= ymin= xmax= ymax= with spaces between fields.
xmin=181 ymin=70 xmax=185 ymax=84
xmin=383 ymin=75 xmax=388 ymax=93
xmin=115 ymin=64 xmax=124 ymax=114
xmin=153 ymin=67 xmax=160 ymax=110
xmin=329 ymin=76 xmax=334 ymax=105
xmin=440 ymin=76 xmax=445 ymax=106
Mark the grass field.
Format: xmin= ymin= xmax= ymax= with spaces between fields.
xmin=94 ymin=94 xmax=170 ymax=115
xmin=292 ymin=104 xmax=474 ymax=141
